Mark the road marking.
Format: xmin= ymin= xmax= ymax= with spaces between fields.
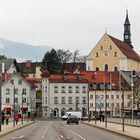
xmin=42 ymin=127 xmax=48 ymax=139
xmin=60 ymin=126 xmax=87 ymax=140
xmin=12 ymin=135 xmax=25 ymax=139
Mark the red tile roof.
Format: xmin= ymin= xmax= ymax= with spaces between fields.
xmin=47 ymin=74 xmax=88 ymax=83
xmin=108 ymin=35 xmax=140 ymax=61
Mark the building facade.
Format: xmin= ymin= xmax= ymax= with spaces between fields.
xmin=1 ymin=73 xmax=36 ymax=115
xmin=86 ymin=11 xmax=140 ymax=72
xmin=42 ymin=72 xmax=88 ymax=118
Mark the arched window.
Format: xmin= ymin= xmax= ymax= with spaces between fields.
xmin=104 ymin=64 xmax=108 ymax=71
xmin=114 ymin=67 xmax=118 ymax=71
xmin=96 ymin=67 xmax=99 ymax=71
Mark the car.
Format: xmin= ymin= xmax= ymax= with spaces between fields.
xmin=67 ymin=115 xmax=79 ymax=124
xmin=81 ymin=115 xmax=97 ymax=121
xmin=81 ymin=116 xmax=89 ymax=121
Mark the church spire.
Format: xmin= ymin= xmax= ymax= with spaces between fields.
xmin=124 ymin=10 xmax=133 ymax=48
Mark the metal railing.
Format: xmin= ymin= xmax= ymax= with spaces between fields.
xmin=107 ymin=117 xmax=140 ymax=127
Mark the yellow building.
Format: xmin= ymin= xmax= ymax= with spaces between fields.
xmin=86 ymin=11 xmax=140 ymax=72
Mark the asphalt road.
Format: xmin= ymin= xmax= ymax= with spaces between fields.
xmin=1 ymin=120 xmax=133 ymax=140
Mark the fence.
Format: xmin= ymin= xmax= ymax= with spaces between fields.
xmin=107 ymin=117 xmax=140 ymax=127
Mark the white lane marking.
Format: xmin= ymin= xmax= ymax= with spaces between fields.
xmin=12 ymin=135 xmax=25 ymax=139
xmin=42 ymin=127 xmax=48 ymax=139
xmin=60 ymin=126 xmax=87 ymax=140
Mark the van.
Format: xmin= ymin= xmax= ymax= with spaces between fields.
xmin=62 ymin=111 xmax=82 ymax=120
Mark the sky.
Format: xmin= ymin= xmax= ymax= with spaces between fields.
xmin=0 ymin=0 xmax=139 ymax=57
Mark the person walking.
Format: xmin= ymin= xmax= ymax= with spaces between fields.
xmin=15 ymin=114 xmax=19 ymax=125
xmin=5 ymin=114 xmax=10 ymax=125
xmin=1 ymin=114 xmax=5 ymax=125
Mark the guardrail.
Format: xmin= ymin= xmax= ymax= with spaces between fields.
xmin=107 ymin=117 xmax=140 ymax=127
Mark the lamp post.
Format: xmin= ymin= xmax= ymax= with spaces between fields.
xmin=121 ymin=80 xmax=125 ymax=132
xmin=95 ymin=90 xmax=97 ymax=124
xmin=21 ymin=92 xmax=23 ymax=125
xmin=0 ymin=77 xmax=2 ymax=132
xmin=13 ymin=86 xmax=15 ymax=127
xmin=131 ymin=71 xmax=134 ymax=120
xmin=104 ymin=81 xmax=107 ymax=128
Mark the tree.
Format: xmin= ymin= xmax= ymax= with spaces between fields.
xmin=56 ymin=49 xmax=72 ymax=73
xmin=41 ymin=49 xmax=61 ymax=74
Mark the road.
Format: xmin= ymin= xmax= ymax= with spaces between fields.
xmin=1 ymin=120 xmax=133 ymax=140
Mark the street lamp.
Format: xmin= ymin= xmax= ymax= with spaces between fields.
xmin=13 ymin=86 xmax=15 ymax=127
xmin=104 ymin=81 xmax=107 ymax=128
xmin=0 ymin=77 xmax=2 ymax=132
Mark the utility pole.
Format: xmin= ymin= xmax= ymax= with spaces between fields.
xmin=95 ymin=90 xmax=97 ymax=125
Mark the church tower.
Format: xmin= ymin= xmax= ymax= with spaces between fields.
xmin=124 ymin=10 xmax=132 ymax=48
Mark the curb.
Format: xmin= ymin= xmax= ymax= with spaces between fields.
xmin=81 ymin=121 xmax=140 ymax=140
xmin=0 ymin=121 xmax=35 ymax=137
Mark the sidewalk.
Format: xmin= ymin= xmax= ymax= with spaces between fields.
xmin=0 ymin=120 xmax=34 ymax=137
xmin=82 ymin=120 xmax=140 ymax=140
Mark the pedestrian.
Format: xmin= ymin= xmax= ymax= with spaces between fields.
xmin=99 ymin=114 xmax=101 ymax=122
xmin=102 ymin=114 xmax=105 ymax=122
xmin=15 ymin=115 xmax=19 ymax=125
xmin=88 ymin=113 xmax=91 ymax=122
xmin=5 ymin=114 xmax=10 ymax=125
xmin=1 ymin=114 xmax=5 ymax=125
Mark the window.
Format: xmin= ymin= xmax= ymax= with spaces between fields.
xmin=54 ymin=86 xmax=58 ymax=93
xmin=15 ymin=98 xmax=18 ymax=104
xmin=96 ymin=52 xmax=98 ymax=57
xmin=114 ymin=52 xmax=117 ymax=57
xmin=6 ymin=89 xmax=10 ymax=95
xmin=75 ymin=97 xmax=79 ymax=104
xmin=82 ymin=97 xmax=86 ymax=104
xmin=68 ymin=86 xmax=72 ymax=93
xmin=104 ymin=64 xmax=108 ymax=71
xmin=10 ymin=79 xmax=14 ymax=84
xmin=23 ymin=98 xmax=26 ymax=103
xmin=22 ymin=89 xmax=27 ymax=94
xmin=61 ymin=86 xmax=65 ymax=93
xmin=6 ymin=98 xmax=10 ymax=103
xmin=106 ymin=95 xmax=109 ymax=99
xmin=114 ymin=67 xmax=118 ymax=71
xmin=111 ymin=95 xmax=114 ymax=99
xmin=110 ymin=45 xmax=112 ymax=50
xmin=116 ymin=95 xmax=119 ymax=99
xmin=75 ymin=86 xmax=79 ymax=93
xmin=106 ymin=103 xmax=109 ymax=107
xmin=54 ymin=97 xmax=58 ymax=104
xmin=127 ymin=95 xmax=131 ymax=99
xmin=96 ymin=67 xmax=99 ymax=71
xmin=68 ymin=97 xmax=72 ymax=104
xmin=82 ymin=86 xmax=86 ymax=93
xmin=18 ymin=79 xmax=22 ymax=85
xmin=104 ymin=52 xmax=108 ymax=57
xmin=61 ymin=97 xmax=66 ymax=104
xmin=15 ymin=89 xmax=18 ymax=95
xmin=90 ymin=95 xmax=93 ymax=99
xmin=101 ymin=46 xmax=103 ymax=50
xmin=116 ymin=103 xmax=119 ymax=107
xmin=111 ymin=103 xmax=114 ymax=107
xmin=90 ymin=103 xmax=93 ymax=107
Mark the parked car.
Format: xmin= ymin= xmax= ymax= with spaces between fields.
xmin=81 ymin=115 xmax=96 ymax=121
xmin=67 ymin=115 xmax=79 ymax=124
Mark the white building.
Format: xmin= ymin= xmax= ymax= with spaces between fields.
xmin=42 ymin=72 xmax=88 ymax=118
xmin=1 ymin=73 xmax=36 ymax=115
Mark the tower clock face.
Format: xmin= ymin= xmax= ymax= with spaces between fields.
xmin=125 ymin=35 xmax=128 ymax=39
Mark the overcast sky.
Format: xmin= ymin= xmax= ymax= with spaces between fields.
xmin=0 ymin=0 xmax=139 ymax=56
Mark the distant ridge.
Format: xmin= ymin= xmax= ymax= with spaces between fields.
xmin=0 ymin=37 xmax=51 ymax=62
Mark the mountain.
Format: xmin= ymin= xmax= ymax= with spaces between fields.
xmin=0 ymin=37 xmax=51 ymax=62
